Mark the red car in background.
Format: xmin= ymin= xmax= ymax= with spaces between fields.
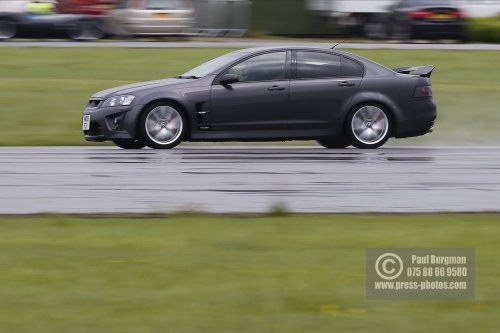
xmin=57 ymin=0 xmax=117 ymax=16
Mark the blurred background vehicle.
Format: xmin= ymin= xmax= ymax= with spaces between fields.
xmin=1 ymin=0 xmax=500 ymax=41
xmin=108 ymin=0 xmax=196 ymax=37
xmin=0 ymin=0 xmax=107 ymax=39
xmin=306 ymin=0 xmax=467 ymax=40
xmin=386 ymin=0 xmax=467 ymax=41
xmin=56 ymin=0 xmax=117 ymax=16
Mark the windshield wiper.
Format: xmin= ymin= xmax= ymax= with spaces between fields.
xmin=175 ymin=75 xmax=200 ymax=79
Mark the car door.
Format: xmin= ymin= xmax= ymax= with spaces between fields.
xmin=288 ymin=51 xmax=363 ymax=131
xmin=21 ymin=13 xmax=57 ymax=33
xmin=108 ymin=0 xmax=131 ymax=31
xmin=210 ymin=51 xmax=290 ymax=132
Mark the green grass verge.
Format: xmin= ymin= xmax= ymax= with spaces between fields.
xmin=0 ymin=214 xmax=499 ymax=332
xmin=0 ymin=48 xmax=499 ymax=146
xmin=467 ymin=16 xmax=500 ymax=43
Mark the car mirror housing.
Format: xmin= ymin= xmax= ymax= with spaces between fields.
xmin=220 ymin=74 xmax=239 ymax=85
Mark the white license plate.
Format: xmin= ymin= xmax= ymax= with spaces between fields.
xmin=82 ymin=115 xmax=90 ymax=131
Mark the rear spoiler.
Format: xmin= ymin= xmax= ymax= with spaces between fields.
xmin=393 ymin=65 xmax=436 ymax=78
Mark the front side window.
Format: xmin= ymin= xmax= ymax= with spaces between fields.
xmin=226 ymin=52 xmax=287 ymax=83
xmin=296 ymin=51 xmax=342 ymax=79
xmin=181 ymin=52 xmax=243 ymax=78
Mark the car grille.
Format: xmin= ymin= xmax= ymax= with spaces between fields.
xmin=84 ymin=122 xmax=103 ymax=136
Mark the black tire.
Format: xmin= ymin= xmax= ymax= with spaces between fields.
xmin=113 ymin=140 xmax=146 ymax=149
xmin=346 ymin=104 xmax=392 ymax=149
xmin=67 ymin=20 xmax=105 ymax=40
xmin=139 ymin=102 xmax=186 ymax=149
xmin=316 ymin=136 xmax=351 ymax=149
xmin=0 ymin=20 xmax=16 ymax=40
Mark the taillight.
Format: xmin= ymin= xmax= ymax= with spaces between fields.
xmin=407 ymin=11 xmax=432 ymax=18
xmin=414 ymin=86 xmax=433 ymax=98
xmin=451 ymin=11 xmax=466 ymax=18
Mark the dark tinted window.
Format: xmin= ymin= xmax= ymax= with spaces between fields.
xmin=227 ymin=52 xmax=287 ymax=83
xmin=343 ymin=57 xmax=364 ymax=77
xmin=296 ymin=52 xmax=342 ymax=79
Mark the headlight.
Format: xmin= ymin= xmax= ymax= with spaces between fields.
xmin=102 ymin=95 xmax=135 ymax=107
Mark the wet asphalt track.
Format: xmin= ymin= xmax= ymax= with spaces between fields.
xmin=1 ymin=146 xmax=499 ymax=214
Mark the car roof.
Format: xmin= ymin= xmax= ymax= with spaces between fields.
xmin=236 ymin=45 xmax=345 ymax=53
xmin=235 ymin=45 xmax=368 ymax=61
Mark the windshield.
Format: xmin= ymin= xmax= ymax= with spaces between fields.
xmin=180 ymin=52 xmax=244 ymax=78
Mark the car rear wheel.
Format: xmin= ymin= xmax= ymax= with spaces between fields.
xmin=139 ymin=103 xmax=186 ymax=149
xmin=316 ymin=136 xmax=350 ymax=149
xmin=0 ymin=20 xmax=16 ymax=39
xmin=67 ymin=20 xmax=105 ymax=40
xmin=113 ymin=140 xmax=146 ymax=149
xmin=347 ymin=104 xmax=391 ymax=149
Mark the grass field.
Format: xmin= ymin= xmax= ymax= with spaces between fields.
xmin=0 ymin=48 xmax=499 ymax=145
xmin=0 ymin=214 xmax=499 ymax=333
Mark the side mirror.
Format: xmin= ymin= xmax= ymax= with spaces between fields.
xmin=220 ymin=73 xmax=239 ymax=85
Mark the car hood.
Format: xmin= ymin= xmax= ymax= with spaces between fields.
xmin=91 ymin=78 xmax=201 ymax=99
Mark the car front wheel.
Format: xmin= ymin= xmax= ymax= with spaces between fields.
xmin=139 ymin=102 xmax=186 ymax=149
xmin=67 ymin=20 xmax=105 ymax=40
xmin=0 ymin=20 xmax=16 ymax=39
xmin=347 ymin=104 xmax=391 ymax=149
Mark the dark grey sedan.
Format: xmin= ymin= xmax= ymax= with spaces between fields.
xmin=388 ymin=0 xmax=467 ymax=41
xmin=82 ymin=46 xmax=436 ymax=149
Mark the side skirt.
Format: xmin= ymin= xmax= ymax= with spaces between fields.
xmin=189 ymin=129 xmax=336 ymax=141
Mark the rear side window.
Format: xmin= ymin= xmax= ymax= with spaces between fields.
xmin=343 ymin=57 xmax=364 ymax=77
xmin=296 ymin=51 xmax=342 ymax=79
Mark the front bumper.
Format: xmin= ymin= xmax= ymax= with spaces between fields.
xmin=83 ymin=104 xmax=143 ymax=142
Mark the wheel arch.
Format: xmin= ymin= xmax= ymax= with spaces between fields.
xmin=343 ymin=94 xmax=402 ymax=136
xmin=0 ymin=15 xmax=19 ymax=39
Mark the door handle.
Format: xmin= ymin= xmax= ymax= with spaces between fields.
xmin=338 ymin=81 xmax=355 ymax=87
xmin=268 ymin=85 xmax=285 ymax=91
